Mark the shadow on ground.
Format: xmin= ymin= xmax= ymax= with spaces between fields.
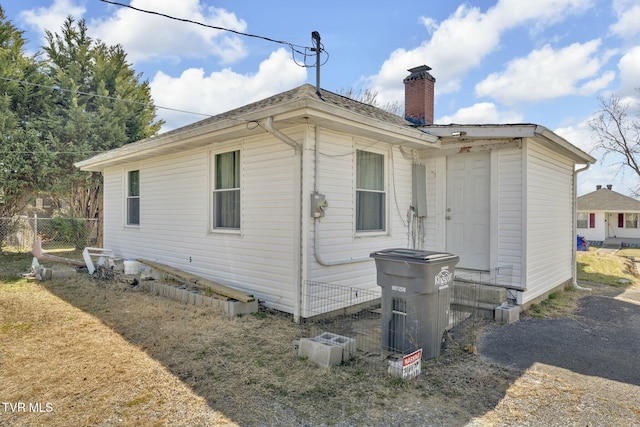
xmin=33 ymin=271 xmax=517 ymax=426
xmin=478 ymin=289 xmax=640 ymax=386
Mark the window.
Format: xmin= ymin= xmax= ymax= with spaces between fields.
xmin=356 ymin=149 xmax=385 ymax=232
xmin=577 ymin=213 xmax=588 ymax=229
xmin=126 ymin=170 xmax=140 ymax=226
xmin=212 ymin=150 xmax=240 ymax=230
xmin=625 ymin=213 xmax=638 ymax=229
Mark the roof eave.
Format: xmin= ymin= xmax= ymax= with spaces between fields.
xmin=421 ymin=124 xmax=595 ymax=164
xmin=534 ymin=125 xmax=596 ymax=164
xmin=76 ymin=96 xmax=440 ymax=172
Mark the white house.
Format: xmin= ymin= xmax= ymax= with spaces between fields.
xmin=76 ymin=66 xmax=595 ymax=320
xmin=577 ymin=185 xmax=640 ymax=244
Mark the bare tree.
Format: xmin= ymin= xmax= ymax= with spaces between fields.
xmin=337 ymin=87 xmax=403 ymax=117
xmin=588 ymin=91 xmax=640 ymax=194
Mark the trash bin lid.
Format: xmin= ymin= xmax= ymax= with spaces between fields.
xmin=370 ymin=248 xmax=459 ymax=264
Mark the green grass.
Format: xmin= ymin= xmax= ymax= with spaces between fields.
xmin=527 ymin=288 xmax=575 ymax=318
xmin=616 ymin=248 xmax=640 ymax=259
xmin=577 ymin=250 xmax=637 ymax=287
xmin=0 ymin=251 xmax=84 ymax=281
xmin=0 ymin=252 xmax=33 ymax=280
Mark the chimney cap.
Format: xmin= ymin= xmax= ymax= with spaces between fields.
xmin=408 ymin=65 xmax=432 ymax=73
xmin=596 ymin=185 xmax=602 ymax=190
xmin=607 ymin=184 xmax=613 ymax=190
xmin=404 ymin=65 xmax=436 ymax=84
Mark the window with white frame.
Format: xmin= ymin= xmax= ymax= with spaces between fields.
xmin=356 ymin=149 xmax=385 ymax=232
xmin=625 ymin=213 xmax=638 ymax=229
xmin=212 ymin=150 xmax=240 ymax=230
xmin=126 ymin=170 xmax=140 ymax=226
xmin=576 ymin=213 xmax=588 ymax=229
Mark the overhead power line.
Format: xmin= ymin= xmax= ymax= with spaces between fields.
xmin=0 ymin=76 xmax=214 ymax=118
xmin=98 ymin=0 xmax=328 ymax=67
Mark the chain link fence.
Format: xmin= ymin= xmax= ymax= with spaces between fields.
xmin=0 ymin=215 xmax=97 ymax=253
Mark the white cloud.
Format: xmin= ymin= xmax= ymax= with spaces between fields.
xmin=578 ymin=162 xmax=637 ymax=196
xmin=555 ymin=119 xmax=598 ymax=154
xmin=475 ymin=40 xmax=614 ymax=104
xmin=17 ymin=0 xmax=248 ymax=65
xmin=91 ymin=0 xmax=248 ymax=64
xmin=19 ymin=0 xmax=86 ymax=40
xmin=150 ymin=48 xmax=307 ymax=130
xmin=611 ymin=0 xmax=640 ymax=39
xmin=436 ymin=102 xmax=523 ymax=124
xmin=618 ymin=46 xmax=640 ymax=96
xmin=364 ymin=0 xmax=593 ymax=106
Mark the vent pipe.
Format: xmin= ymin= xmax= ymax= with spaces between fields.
xmin=311 ymin=31 xmax=322 ymax=95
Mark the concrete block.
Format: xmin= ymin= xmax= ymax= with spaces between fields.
xmin=495 ymin=304 xmax=520 ymax=324
xmin=298 ymin=337 xmax=343 ymax=368
xmin=476 ymin=285 xmax=507 ymax=305
xmin=314 ymin=332 xmax=356 ymax=362
xmin=224 ymin=299 xmax=259 ymax=316
xmin=454 ymin=282 xmax=506 ymax=305
xmin=140 ymin=281 xmax=257 ymax=317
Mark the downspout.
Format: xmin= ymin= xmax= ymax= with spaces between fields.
xmin=573 ymin=163 xmax=591 ymax=291
xmin=262 ymin=116 xmax=304 ymax=321
xmin=313 ymin=125 xmax=371 ymax=266
xmin=263 ymin=117 xmax=301 ymax=152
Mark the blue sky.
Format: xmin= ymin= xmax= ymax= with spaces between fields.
xmin=3 ymin=0 xmax=640 ymax=196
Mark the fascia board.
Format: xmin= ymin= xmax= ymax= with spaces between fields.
xmin=76 ymin=98 xmax=440 ymax=171
xmin=534 ymin=125 xmax=596 ymax=164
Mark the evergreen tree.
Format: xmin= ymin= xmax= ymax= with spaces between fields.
xmin=41 ymin=17 xmax=163 ymax=244
xmin=0 ymin=7 xmax=55 ymax=247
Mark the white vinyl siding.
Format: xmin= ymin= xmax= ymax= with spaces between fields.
xmin=305 ymin=129 xmax=410 ymax=299
xmin=524 ymin=140 xmax=574 ymax=303
xmin=102 ymin=132 xmax=299 ymax=314
xmin=496 ymin=148 xmax=523 ymax=289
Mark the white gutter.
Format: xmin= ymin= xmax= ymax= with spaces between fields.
xmin=573 ymin=163 xmax=592 ymax=291
xmin=313 ymin=125 xmax=371 ymax=266
xmin=263 ymin=116 xmax=301 ymax=152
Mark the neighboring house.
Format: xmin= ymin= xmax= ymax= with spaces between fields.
xmin=577 ymin=185 xmax=640 ymax=244
xmin=76 ymin=65 xmax=595 ymax=320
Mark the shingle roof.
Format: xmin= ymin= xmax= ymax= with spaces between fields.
xmin=160 ymin=84 xmax=411 ymax=138
xmin=577 ymin=188 xmax=640 ymax=211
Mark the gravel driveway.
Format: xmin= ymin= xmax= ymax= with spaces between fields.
xmin=471 ymin=283 xmax=640 ymax=426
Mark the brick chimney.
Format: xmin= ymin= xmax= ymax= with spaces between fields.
xmin=404 ymin=65 xmax=436 ymax=125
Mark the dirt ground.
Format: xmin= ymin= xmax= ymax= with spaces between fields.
xmin=472 ymin=282 xmax=640 ymax=426
xmin=1 ymin=254 xmax=639 ymax=426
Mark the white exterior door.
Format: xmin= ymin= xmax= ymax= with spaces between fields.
xmin=446 ymin=153 xmax=490 ymax=270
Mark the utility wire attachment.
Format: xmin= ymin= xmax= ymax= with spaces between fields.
xmin=98 ymin=0 xmax=328 ymax=69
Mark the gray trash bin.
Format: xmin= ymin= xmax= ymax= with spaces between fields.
xmin=370 ymin=248 xmax=459 ymax=359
